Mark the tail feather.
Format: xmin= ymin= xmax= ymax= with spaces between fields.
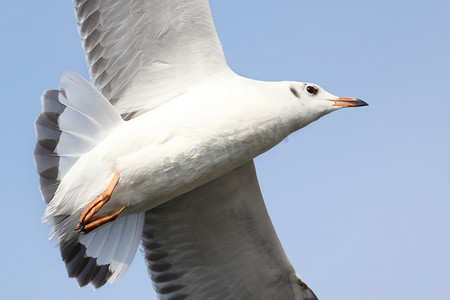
xmin=34 ymin=90 xmax=66 ymax=203
xmin=109 ymin=212 xmax=145 ymax=282
xmin=60 ymin=238 xmax=112 ymax=288
xmin=34 ymin=71 xmax=122 ymax=204
xmin=61 ymin=213 xmax=145 ymax=289
xmin=35 ymin=72 xmax=143 ymax=289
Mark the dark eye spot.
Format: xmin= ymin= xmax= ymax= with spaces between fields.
xmin=306 ymin=85 xmax=318 ymax=95
xmin=290 ymin=87 xmax=300 ymax=98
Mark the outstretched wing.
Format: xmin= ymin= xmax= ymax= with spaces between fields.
xmin=74 ymin=0 xmax=228 ymax=118
xmin=74 ymin=2 xmax=315 ymax=297
xmin=142 ymin=161 xmax=317 ymax=300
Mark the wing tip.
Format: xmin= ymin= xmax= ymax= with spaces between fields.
xmin=295 ymin=274 xmax=319 ymax=300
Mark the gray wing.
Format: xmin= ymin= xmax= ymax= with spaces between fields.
xmin=142 ymin=161 xmax=318 ymax=300
xmin=74 ymin=0 xmax=228 ymax=118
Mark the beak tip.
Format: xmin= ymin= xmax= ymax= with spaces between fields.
xmin=356 ymin=99 xmax=369 ymax=107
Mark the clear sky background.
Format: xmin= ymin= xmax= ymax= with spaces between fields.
xmin=1 ymin=0 xmax=449 ymax=299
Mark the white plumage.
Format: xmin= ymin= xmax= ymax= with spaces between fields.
xmin=34 ymin=0 xmax=366 ymax=297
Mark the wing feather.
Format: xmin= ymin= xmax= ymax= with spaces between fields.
xmin=142 ymin=161 xmax=317 ymax=300
xmin=74 ymin=0 xmax=228 ymax=118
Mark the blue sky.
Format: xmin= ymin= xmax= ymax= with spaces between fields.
xmin=2 ymin=0 xmax=450 ymax=299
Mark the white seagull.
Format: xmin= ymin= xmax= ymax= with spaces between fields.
xmin=34 ymin=0 xmax=367 ymax=299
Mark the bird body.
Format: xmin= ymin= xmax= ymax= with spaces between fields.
xmin=35 ymin=0 xmax=367 ymax=296
xmin=44 ymin=70 xmax=338 ymax=242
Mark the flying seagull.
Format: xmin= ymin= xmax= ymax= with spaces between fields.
xmin=34 ymin=0 xmax=367 ymax=299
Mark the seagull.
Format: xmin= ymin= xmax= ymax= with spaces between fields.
xmin=34 ymin=0 xmax=367 ymax=299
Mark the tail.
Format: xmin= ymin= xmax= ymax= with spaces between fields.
xmin=34 ymin=71 xmax=145 ymax=288
xmin=35 ymin=71 xmax=122 ymax=203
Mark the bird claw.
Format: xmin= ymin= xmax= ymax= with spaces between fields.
xmin=75 ymin=172 xmax=125 ymax=233
xmin=77 ymin=205 xmax=127 ymax=234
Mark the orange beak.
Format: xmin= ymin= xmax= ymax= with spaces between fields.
xmin=329 ymin=97 xmax=368 ymax=107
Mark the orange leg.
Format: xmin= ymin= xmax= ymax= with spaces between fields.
xmin=76 ymin=172 xmax=125 ymax=232
xmin=79 ymin=205 xmax=127 ymax=233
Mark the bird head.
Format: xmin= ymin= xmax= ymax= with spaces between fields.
xmin=286 ymin=82 xmax=368 ymax=130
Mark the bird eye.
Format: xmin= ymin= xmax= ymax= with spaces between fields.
xmin=306 ymin=85 xmax=318 ymax=95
